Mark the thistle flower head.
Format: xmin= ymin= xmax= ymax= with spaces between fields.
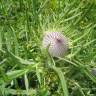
xmin=42 ymin=32 xmax=69 ymax=57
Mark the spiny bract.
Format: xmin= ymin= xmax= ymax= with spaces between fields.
xmin=42 ymin=32 xmax=69 ymax=57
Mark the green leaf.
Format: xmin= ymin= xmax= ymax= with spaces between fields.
xmin=6 ymin=69 xmax=28 ymax=79
xmin=7 ymin=50 xmax=34 ymax=65
xmin=0 ymin=28 xmax=2 ymax=50
xmin=0 ymin=88 xmax=36 ymax=95
xmin=50 ymin=66 xmax=69 ymax=96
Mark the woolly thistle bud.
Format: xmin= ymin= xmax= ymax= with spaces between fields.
xmin=42 ymin=32 xmax=69 ymax=57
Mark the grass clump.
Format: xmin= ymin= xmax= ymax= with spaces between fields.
xmin=0 ymin=0 xmax=96 ymax=96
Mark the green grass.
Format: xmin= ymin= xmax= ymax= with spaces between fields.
xmin=0 ymin=0 xmax=96 ymax=96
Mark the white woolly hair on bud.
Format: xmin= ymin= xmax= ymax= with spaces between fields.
xmin=42 ymin=31 xmax=69 ymax=57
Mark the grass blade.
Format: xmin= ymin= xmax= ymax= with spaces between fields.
xmin=50 ymin=65 xmax=69 ymax=96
